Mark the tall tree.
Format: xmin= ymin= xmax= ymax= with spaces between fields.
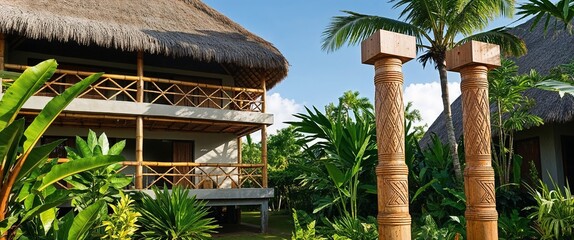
xmin=321 ymin=0 xmax=527 ymax=180
xmin=325 ymin=90 xmax=373 ymax=120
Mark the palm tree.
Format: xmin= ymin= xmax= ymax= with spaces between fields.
xmin=322 ymin=0 xmax=527 ymax=181
xmin=518 ymin=0 xmax=574 ymax=33
xmin=325 ymin=90 xmax=373 ymax=120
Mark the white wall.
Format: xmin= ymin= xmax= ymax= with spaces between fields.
xmin=43 ymin=125 xmax=239 ymax=188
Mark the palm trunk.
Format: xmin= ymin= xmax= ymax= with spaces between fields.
xmin=437 ymin=62 xmax=463 ymax=181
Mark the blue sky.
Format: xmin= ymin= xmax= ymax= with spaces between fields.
xmin=203 ymin=0 xmax=529 ymax=133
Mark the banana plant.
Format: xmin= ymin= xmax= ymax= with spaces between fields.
xmin=0 ymin=60 xmax=124 ymax=237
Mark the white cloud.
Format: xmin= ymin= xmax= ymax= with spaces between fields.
xmin=250 ymin=93 xmax=303 ymax=142
xmin=404 ymin=81 xmax=461 ymax=128
xmin=266 ymin=93 xmax=303 ymax=134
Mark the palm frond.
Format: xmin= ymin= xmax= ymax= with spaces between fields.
xmin=448 ymin=0 xmax=516 ymax=39
xmin=321 ymin=11 xmax=425 ymax=52
xmin=456 ymin=27 xmax=527 ymax=57
xmin=391 ymin=0 xmax=440 ymax=31
xmin=518 ymin=0 xmax=574 ymax=33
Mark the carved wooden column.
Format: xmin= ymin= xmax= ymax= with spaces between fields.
xmin=446 ymin=41 xmax=500 ymax=240
xmin=361 ymin=30 xmax=415 ymax=240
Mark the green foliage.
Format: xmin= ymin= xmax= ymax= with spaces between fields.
xmin=0 ymin=60 xmax=125 ymax=238
xmin=290 ymin=103 xmax=377 ymax=219
xmin=64 ymin=130 xmax=130 ymax=211
xmin=136 ymin=185 xmax=218 ymax=239
xmin=409 ymin=134 xmax=465 ymax=224
xmin=405 ymin=102 xmax=426 ymax=140
xmin=499 ymin=209 xmax=537 ymax=240
xmin=291 ymin=209 xmax=326 ymax=240
xmin=536 ymin=80 xmax=574 ymax=97
xmin=241 ymin=135 xmax=261 ymax=164
xmin=327 ymin=216 xmax=378 ymax=240
xmin=526 ymin=177 xmax=574 ymax=239
xmin=518 ymin=0 xmax=574 ymax=33
xmin=67 ymin=200 xmax=106 ymax=240
xmin=413 ymin=215 xmax=464 ymax=240
xmin=102 ymin=192 xmax=140 ymax=240
xmin=268 ymin=126 xmax=302 ymax=171
xmin=489 ymin=59 xmax=544 ymax=186
xmin=536 ymin=58 xmax=574 ymax=97
xmin=324 ymin=90 xmax=372 ymax=121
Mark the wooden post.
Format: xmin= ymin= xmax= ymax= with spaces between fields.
xmin=136 ymin=51 xmax=144 ymax=102
xmin=361 ymin=30 xmax=415 ymax=240
xmin=237 ymin=137 xmax=242 ymax=164
xmin=0 ymin=33 xmax=5 ymax=93
xmin=446 ymin=41 xmax=500 ymax=240
xmin=135 ymin=51 xmax=144 ymax=189
xmin=261 ymin=80 xmax=268 ymax=188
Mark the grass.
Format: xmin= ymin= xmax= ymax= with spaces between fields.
xmin=213 ymin=211 xmax=292 ymax=240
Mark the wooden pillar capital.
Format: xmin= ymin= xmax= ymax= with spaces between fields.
xmin=361 ymin=30 xmax=415 ymax=240
xmin=446 ymin=41 xmax=500 ymax=72
xmin=361 ymin=30 xmax=416 ymax=65
xmin=446 ymin=41 xmax=500 ymax=240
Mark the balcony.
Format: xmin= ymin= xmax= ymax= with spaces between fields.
xmin=56 ymin=160 xmax=265 ymax=190
xmin=2 ymin=64 xmax=265 ymax=112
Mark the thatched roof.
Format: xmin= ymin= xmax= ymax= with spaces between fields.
xmin=420 ymin=17 xmax=574 ymax=147
xmin=0 ymin=0 xmax=288 ymax=89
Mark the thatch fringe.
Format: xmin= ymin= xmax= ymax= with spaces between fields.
xmin=0 ymin=0 xmax=288 ymax=88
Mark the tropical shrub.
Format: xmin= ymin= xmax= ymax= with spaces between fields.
xmin=413 ymin=215 xmax=464 ymax=240
xmin=64 ymin=130 xmax=130 ymax=211
xmin=489 ymin=59 xmax=543 ymax=186
xmin=291 ymin=209 xmax=326 ymax=240
xmin=409 ymin=134 xmax=465 ymax=224
xmin=102 ymin=192 xmax=140 ymax=240
xmin=499 ymin=209 xmax=537 ymax=240
xmin=0 ymin=60 xmax=123 ymax=238
xmin=327 ymin=215 xmax=377 ymax=240
xmin=290 ymin=104 xmax=377 ymax=219
xmin=526 ymin=178 xmax=574 ymax=239
xmin=136 ymin=185 xmax=218 ymax=239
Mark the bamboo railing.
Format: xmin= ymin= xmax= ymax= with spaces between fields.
xmin=2 ymin=64 xmax=264 ymax=112
xmin=55 ymin=160 xmax=264 ymax=190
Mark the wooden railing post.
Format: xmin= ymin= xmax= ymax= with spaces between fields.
xmin=135 ymin=51 xmax=144 ymax=189
xmin=446 ymin=41 xmax=500 ymax=240
xmin=361 ymin=30 xmax=415 ymax=240
xmin=261 ymin=80 xmax=268 ymax=188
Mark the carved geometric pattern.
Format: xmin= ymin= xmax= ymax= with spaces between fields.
xmin=477 ymin=179 xmax=496 ymax=204
xmin=385 ymin=179 xmax=408 ymax=206
xmin=462 ymin=87 xmax=491 ymax=155
xmin=375 ymin=81 xmax=404 ymax=155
